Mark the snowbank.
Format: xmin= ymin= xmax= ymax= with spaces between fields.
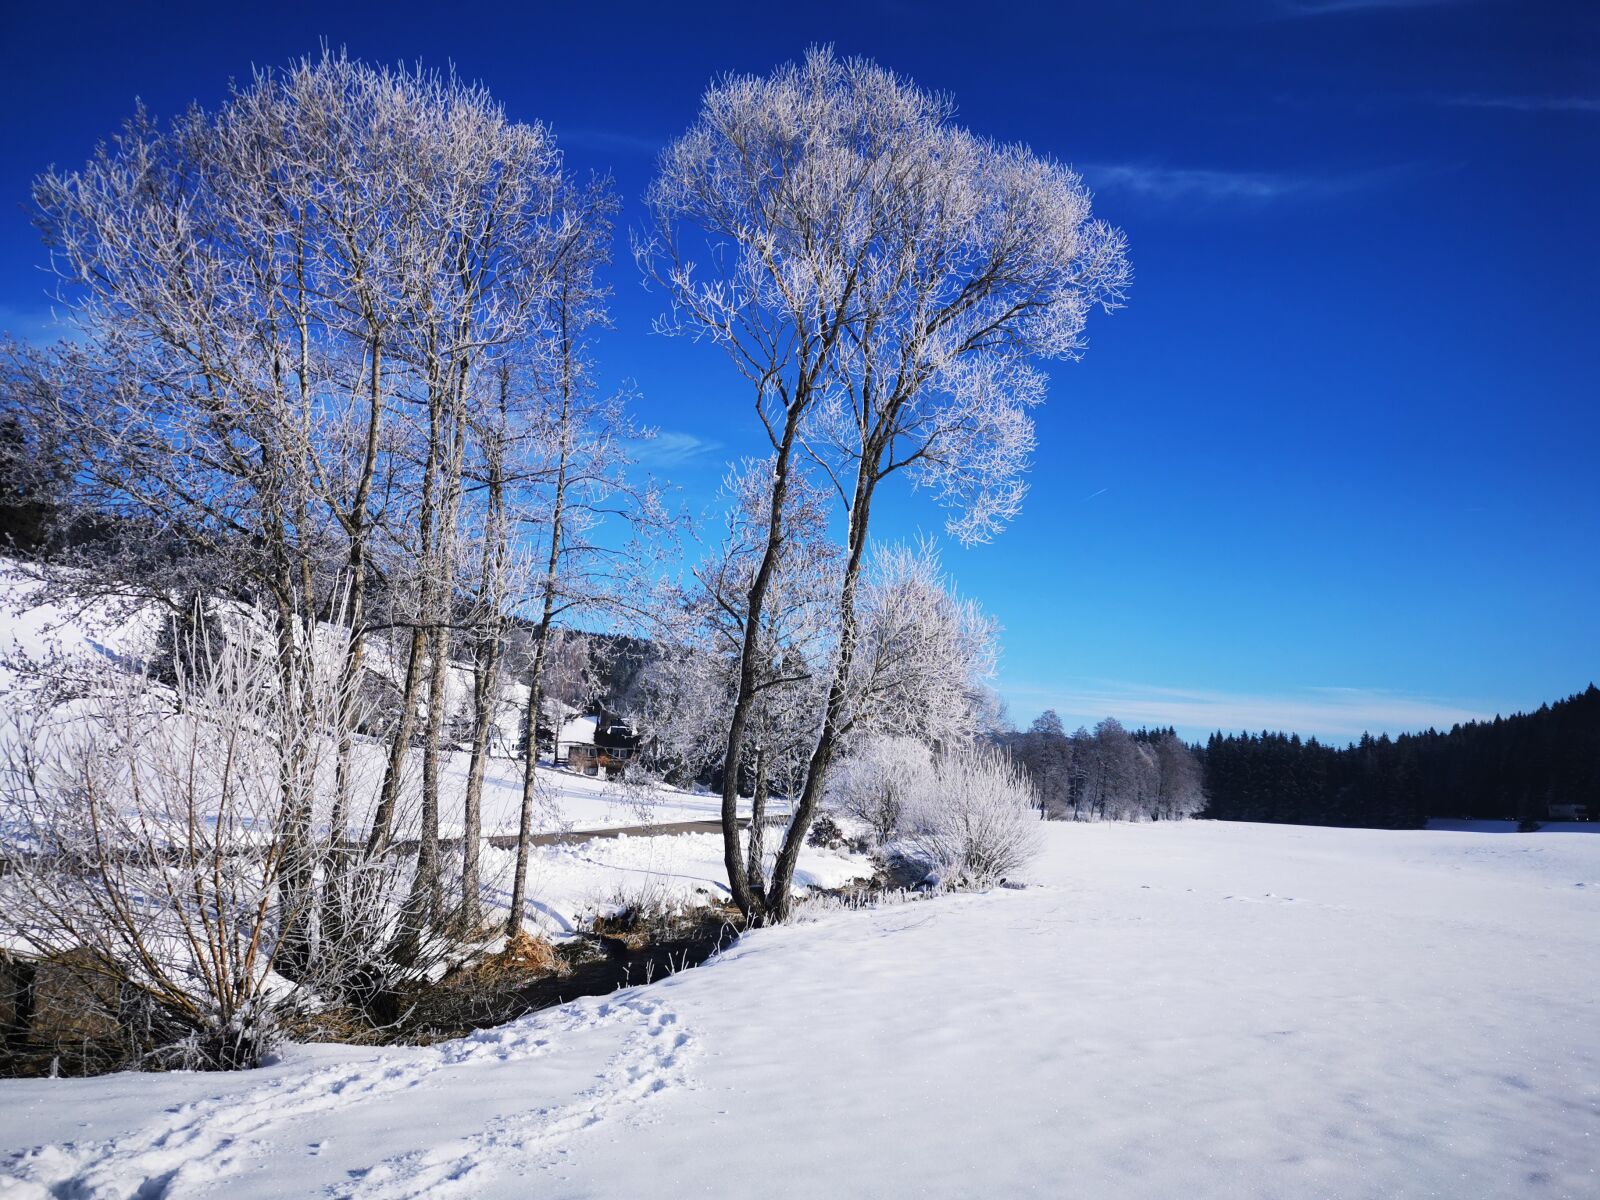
xmin=480 ymin=831 xmax=871 ymax=937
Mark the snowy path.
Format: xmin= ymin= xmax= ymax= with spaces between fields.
xmin=3 ymin=821 xmax=1597 ymax=1199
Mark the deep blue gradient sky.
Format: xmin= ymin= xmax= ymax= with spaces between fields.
xmin=2 ymin=0 xmax=1595 ymax=741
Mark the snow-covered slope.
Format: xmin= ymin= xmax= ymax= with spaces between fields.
xmin=3 ymin=819 xmax=1595 ymax=1199
xmin=0 ymin=563 xmax=736 ymax=837
xmin=0 ymin=563 xmax=837 ymax=939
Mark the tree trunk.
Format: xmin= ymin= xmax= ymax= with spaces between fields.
xmin=506 ymin=377 xmax=572 ymax=937
xmin=414 ymin=623 xmax=451 ymax=927
xmin=506 ymin=605 xmax=555 ymax=936
xmin=459 ymin=627 xmax=500 ymax=933
xmin=367 ymin=625 xmax=428 ymax=857
xmin=716 ymin=400 xmax=806 ymax=918
xmin=765 ymin=467 xmax=877 ymax=921
xmin=326 ymin=336 xmax=385 ymax=955
xmin=402 ymin=359 xmax=472 ymax=945
xmin=368 ymin=350 xmax=447 ymax=858
xmin=270 ymin=572 xmax=317 ymax=980
xmin=459 ymin=439 xmax=507 ymax=932
xmin=744 ymin=743 xmax=768 ymax=908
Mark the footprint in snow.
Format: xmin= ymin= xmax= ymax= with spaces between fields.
xmin=336 ymin=996 xmax=699 ymax=1200
xmin=1222 ymin=894 xmax=1297 ymax=904
xmin=2 ymin=1004 xmax=597 ymax=1199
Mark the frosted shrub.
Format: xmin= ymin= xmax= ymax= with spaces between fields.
xmin=904 ymin=749 xmax=1043 ymax=887
xmin=825 ymin=737 xmax=936 ymax=845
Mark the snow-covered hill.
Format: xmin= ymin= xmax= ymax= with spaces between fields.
xmin=3 ymin=819 xmax=1596 ymax=1198
xmin=0 ymin=562 xmax=860 ymax=937
xmin=0 ymin=562 xmax=718 ymax=837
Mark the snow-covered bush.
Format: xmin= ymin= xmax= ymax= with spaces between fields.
xmin=902 ymin=748 xmax=1043 ymax=887
xmin=825 ymin=736 xmax=936 ymax=845
xmin=0 ymin=610 xmax=414 ymax=1070
xmin=583 ymin=875 xmax=695 ymax=949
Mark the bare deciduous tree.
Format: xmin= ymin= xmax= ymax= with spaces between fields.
xmin=503 ymin=180 xmax=668 ymax=938
xmin=633 ymin=459 xmax=838 ymax=901
xmin=643 ymin=47 xmax=1129 ymax=919
xmin=9 ymin=49 xmax=639 ymax=981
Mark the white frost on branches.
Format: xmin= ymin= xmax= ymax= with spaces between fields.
xmin=902 ymin=748 xmax=1044 ymax=887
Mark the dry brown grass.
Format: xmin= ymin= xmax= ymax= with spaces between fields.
xmin=484 ymin=931 xmax=567 ymax=978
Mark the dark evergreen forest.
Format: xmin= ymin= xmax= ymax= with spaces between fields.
xmin=1199 ymin=686 xmax=1600 ymax=828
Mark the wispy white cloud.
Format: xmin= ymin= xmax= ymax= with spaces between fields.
xmin=628 ymin=430 xmax=723 ymax=469
xmin=1277 ymin=0 xmax=1466 ymax=16
xmin=1435 ymin=93 xmax=1600 ymax=115
xmin=1085 ymin=164 xmax=1306 ymax=205
xmin=1084 ymin=161 xmax=1422 ymax=209
xmin=1005 ymin=679 xmax=1490 ymax=743
xmin=0 ymin=306 xmax=85 ymax=346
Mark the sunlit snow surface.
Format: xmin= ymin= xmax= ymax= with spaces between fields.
xmin=2 ymin=819 xmax=1596 ymax=1199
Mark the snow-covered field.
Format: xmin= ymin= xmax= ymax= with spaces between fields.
xmin=1429 ymin=818 xmax=1599 ymax=835
xmin=3 ymin=819 xmax=1595 ymax=1199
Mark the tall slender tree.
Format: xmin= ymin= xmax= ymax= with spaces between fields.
xmin=643 ymin=48 xmax=1129 ymax=918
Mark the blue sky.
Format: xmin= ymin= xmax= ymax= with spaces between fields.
xmin=1 ymin=0 xmax=1595 ymax=742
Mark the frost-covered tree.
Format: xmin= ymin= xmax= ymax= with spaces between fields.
xmin=643 ymin=47 xmax=1128 ymax=919
xmin=1084 ymin=718 xmax=1137 ymax=821
xmin=1009 ymin=711 xmax=1075 ymax=819
xmin=497 ymin=180 xmax=668 ymax=940
xmin=8 ymin=49 xmax=646 ymax=973
xmin=1151 ymin=730 xmax=1206 ymax=820
xmin=1007 ymin=717 xmax=1204 ymax=822
xmin=844 ymin=542 xmax=999 ymax=750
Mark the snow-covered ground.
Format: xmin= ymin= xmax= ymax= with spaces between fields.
xmin=479 ymin=831 xmax=869 ymax=936
xmin=3 ymin=819 xmax=1595 ymax=1199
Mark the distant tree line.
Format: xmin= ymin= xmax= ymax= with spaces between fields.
xmin=1199 ymin=685 xmax=1600 ymax=828
xmin=1002 ymin=712 xmax=1206 ymax=821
